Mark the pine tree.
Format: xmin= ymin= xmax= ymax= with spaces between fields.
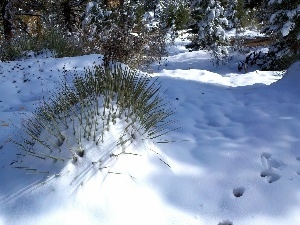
xmin=0 ymin=0 xmax=19 ymax=40
xmin=188 ymin=0 xmax=234 ymax=65
xmin=156 ymin=0 xmax=190 ymax=33
xmin=82 ymin=0 xmax=167 ymax=67
xmin=235 ymin=0 xmax=259 ymax=31
xmin=258 ymin=0 xmax=300 ymax=70
xmin=191 ymin=0 xmax=229 ymax=46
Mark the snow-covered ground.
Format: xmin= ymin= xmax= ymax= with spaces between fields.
xmin=0 ymin=38 xmax=300 ymax=225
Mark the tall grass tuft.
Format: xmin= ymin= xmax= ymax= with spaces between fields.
xmin=12 ymin=65 xmax=175 ymax=183
xmin=0 ymin=28 xmax=83 ymax=61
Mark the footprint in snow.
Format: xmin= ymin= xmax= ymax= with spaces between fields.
xmin=294 ymin=158 xmax=300 ymax=176
xmin=260 ymin=170 xmax=281 ymax=183
xmin=233 ymin=187 xmax=245 ymax=197
xmin=218 ymin=220 xmax=233 ymax=225
xmin=260 ymin=152 xmax=283 ymax=183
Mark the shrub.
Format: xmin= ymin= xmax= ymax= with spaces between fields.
xmin=0 ymin=28 xmax=83 ymax=61
xmin=82 ymin=1 xmax=167 ymax=68
xmin=158 ymin=0 xmax=191 ymax=33
xmin=12 ymin=65 xmax=175 ymax=181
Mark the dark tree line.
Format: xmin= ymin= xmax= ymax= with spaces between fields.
xmin=0 ymin=0 xmax=93 ymax=39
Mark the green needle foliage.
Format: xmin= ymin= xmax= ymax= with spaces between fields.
xmin=13 ymin=65 xmax=175 ymax=180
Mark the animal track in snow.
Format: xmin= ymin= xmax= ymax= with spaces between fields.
xmin=260 ymin=153 xmax=283 ymax=183
xmin=218 ymin=220 xmax=233 ymax=225
xmin=295 ymin=157 xmax=300 ymax=176
xmin=233 ymin=187 xmax=245 ymax=197
xmin=260 ymin=170 xmax=281 ymax=183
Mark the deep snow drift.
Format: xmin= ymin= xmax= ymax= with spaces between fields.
xmin=0 ymin=44 xmax=300 ymax=225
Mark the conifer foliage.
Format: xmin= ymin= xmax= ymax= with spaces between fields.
xmin=188 ymin=0 xmax=232 ymax=65
xmin=1 ymin=0 xmax=299 ymax=70
xmin=257 ymin=0 xmax=300 ymax=70
xmin=82 ymin=0 xmax=167 ymax=67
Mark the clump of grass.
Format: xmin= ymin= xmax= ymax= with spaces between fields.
xmin=0 ymin=28 xmax=83 ymax=61
xmin=12 ymin=65 xmax=175 ymax=182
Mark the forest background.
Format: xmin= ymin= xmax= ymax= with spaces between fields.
xmin=0 ymin=0 xmax=299 ymax=71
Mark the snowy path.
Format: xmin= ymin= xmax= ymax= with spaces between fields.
xmin=150 ymin=74 xmax=300 ymax=224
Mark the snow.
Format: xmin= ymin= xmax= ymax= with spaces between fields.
xmin=86 ymin=2 xmax=95 ymax=12
xmin=268 ymin=0 xmax=282 ymax=4
xmin=281 ymin=21 xmax=294 ymax=37
xmin=208 ymin=10 xmax=215 ymax=21
xmin=1 ymin=35 xmax=300 ymax=225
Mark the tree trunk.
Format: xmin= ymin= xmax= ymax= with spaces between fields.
xmin=61 ymin=0 xmax=73 ymax=32
xmin=1 ymin=0 xmax=13 ymax=40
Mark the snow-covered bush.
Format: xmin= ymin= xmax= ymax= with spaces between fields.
xmin=189 ymin=0 xmax=230 ymax=47
xmin=13 ymin=65 xmax=175 ymax=179
xmin=188 ymin=0 xmax=231 ymax=65
xmin=82 ymin=1 xmax=167 ymax=68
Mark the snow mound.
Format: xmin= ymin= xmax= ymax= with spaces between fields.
xmin=271 ymin=61 xmax=300 ymax=93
